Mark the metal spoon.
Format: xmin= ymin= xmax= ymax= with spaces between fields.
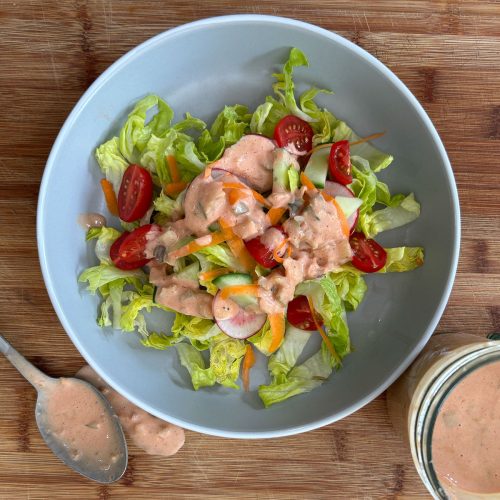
xmin=0 ymin=333 xmax=128 ymax=483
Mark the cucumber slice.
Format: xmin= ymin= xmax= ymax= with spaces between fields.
xmin=213 ymin=273 xmax=252 ymax=288
xmin=335 ymin=196 xmax=363 ymax=219
xmin=213 ymin=272 xmax=256 ymax=308
xmin=304 ymin=147 xmax=330 ymax=188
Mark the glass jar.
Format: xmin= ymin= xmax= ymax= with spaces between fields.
xmin=387 ymin=333 xmax=500 ymax=499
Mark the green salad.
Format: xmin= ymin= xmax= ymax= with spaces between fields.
xmin=79 ymin=48 xmax=424 ymax=407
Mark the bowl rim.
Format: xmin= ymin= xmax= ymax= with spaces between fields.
xmin=37 ymin=14 xmax=461 ymax=439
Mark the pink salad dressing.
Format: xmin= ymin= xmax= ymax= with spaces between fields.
xmin=76 ymin=365 xmax=185 ymax=457
xmin=432 ymin=360 xmax=500 ymax=496
xmin=211 ymin=134 xmax=276 ymax=191
xmin=43 ymin=377 xmax=124 ymax=470
xmin=145 ymin=134 xmax=351 ymax=315
xmin=78 ymin=213 xmax=107 ymax=229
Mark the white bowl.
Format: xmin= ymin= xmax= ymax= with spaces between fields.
xmin=37 ymin=15 xmax=460 ymax=438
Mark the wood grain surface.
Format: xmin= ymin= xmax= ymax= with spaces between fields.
xmin=1 ymin=1 xmax=499 ymax=498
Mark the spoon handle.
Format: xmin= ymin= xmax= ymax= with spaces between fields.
xmin=0 ymin=334 xmax=52 ymax=389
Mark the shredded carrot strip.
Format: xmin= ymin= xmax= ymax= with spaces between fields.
xmin=307 ymin=132 xmax=386 ymax=156
xmin=299 ymin=172 xmax=316 ymax=191
xmin=165 ymin=182 xmax=187 ymax=196
xmin=268 ymin=313 xmax=285 ymax=353
xmin=267 ymin=206 xmax=287 ymax=225
xmin=349 ymin=131 xmax=385 ymax=146
xmin=100 ymin=179 xmax=119 ymax=216
xmin=307 ymin=142 xmax=333 ymax=156
xmin=222 ymin=182 xmax=271 ymax=208
xmin=169 ymin=231 xmax=229 ymax=260
xmin=242 ymin=344 xmax=256 ymax=392
xmin=251 ymin=190 xmax=271 ymax=208
xmin=203 ymin=166 xmax=212 ymax=179
xmin=166 ymin=155 xmax=181 ymax=182
xmin=220 ymin=284 xmax=260 ymax=300
xmin=219 ymin=219 xmax=256 ymax=272
xmin=321 ymin=191 xmax=350 ymax=237
xmin=300 ymin=173 xmax=349 ymax=237
xmin=272 ymin=238 xmax=289 ymax=264
xmin=228 ymin=189 xmax=247 ymax=205
xmin=199 ymin=268 xmax=231 ymax=282
xmin=306 ymin=296 xmax=341 ymax=363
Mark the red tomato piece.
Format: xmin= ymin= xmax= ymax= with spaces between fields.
xmin=287 ymin=295 xmax=321 ymax=331
xmin=349 ymin=232 xmax=387 ymax=273
xmin=328 ymin=140 xmax=352 ymax=185
xmin=110 ymin=224 xmax=158 ymax=270
xmin=274 ymin=115 xmax=314 ymax=155
xmin=244 ymin=226 xmax=286 ymax=269
xmin=118 ymin=164 xmax=153 ymax=222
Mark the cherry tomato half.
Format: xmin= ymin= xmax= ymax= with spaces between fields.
xmin=244 ymin=226 xmax=286 ymax=269
xmin=110 ymin=224 xmax=158 ymax=270
xmin=328 ymin=140 xmax=352 ymax=185
xmin=349 ymin=232 xmax=387 ymax=273
xmin=118 ymin=164 xmax=153 ymax=222
xmin=287 ymin=295 xmax=321 ymax=331
xmin=274 ymin=115 xmax=314 ymax=155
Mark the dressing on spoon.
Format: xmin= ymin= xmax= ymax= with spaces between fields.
xmin=0 ymin=334 xmax=127 ymax=483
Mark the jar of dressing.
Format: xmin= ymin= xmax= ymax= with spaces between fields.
xmin=387 ymin=333 xmax=500 ymax=499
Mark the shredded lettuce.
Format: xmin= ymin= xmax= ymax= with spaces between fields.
xmin=170 ymin=312 xmax=221 ymax=350
xmin=197 ymin=105 xmax=251 ymax=162
xmin=351 ymin=156 xmax=420 ymax=237
xmin=272 ymin=48 xmax=315 ymax=123
xmin=194 ymin=243 xmax=240 ymax=270
xmin=86 ymin=226 xmax=121 ymax=264
xmin=95 ymin=137 xmax=129 ymax=193
xmin=176 ymin=343 xmax=217 ymax=389
xmin=119 ymin=95 xmax=174 ymax=162
xmin=361 ymin=193 xmax=421 ymax=238
xmin=176 ymin=336 xmax=246 ymax=390
xmin=259 ymin=342 xmax=333 ymax=408
xmin=328 ymin=271 xmax=367 ymax=311
xmin=79 ymin=264 xmax=145 ymax=294
xmin=379 ymin=247 xmax=424 ymax=273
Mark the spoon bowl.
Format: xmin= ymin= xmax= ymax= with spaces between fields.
xmin=0 ymin=334 xmax=128 ymax=483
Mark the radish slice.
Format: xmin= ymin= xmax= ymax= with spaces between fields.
xmin=324 ymin=181 xmax=359 ymax=232
xmin=213 ymin=292 xmax=266 ymax=339
xmin=324 ymin=180 xmax=355 ymax=197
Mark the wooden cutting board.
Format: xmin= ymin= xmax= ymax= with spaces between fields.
xmin=1 ymin=1 xmax=499 ymax=498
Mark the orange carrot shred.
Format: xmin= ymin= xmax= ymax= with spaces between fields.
xmin=222 ymin=182 xmax=271 ymax=208
xmin=268 ymin=313 xmax=285 ymax=353
xmin=228 ymin=189 xmax=247 ymax=205
xmin=306 ymin=131 xmax=386 ymax=157
xmin=267 ymin=206 xmax=287 ymax=225
xmin=242 ymin=344 xmax=256 ymax=392
xmin=166 ymin=155 xmax=181 ymax=182
xmin=272 ymin=238 xmax=289 ymax=264
xmin=299 ymin=172 xmax=316 ymax=191
xmin=349 ymin=131 xmax=385 ymax=146
xmin=306 ymin=296 xmax=341 ymax=364
xmin=168 ymin=231 xmax=229 ymax=260
xmin=219 ymin=219 xmax=256 ymax=272
xmin=204 ymin=166 xmax=212 ymax=179
xmin=199 ymin=268 xmax=231 ymax=282
xmin=219 ymin=284 xmax=260 ymax=300
xmin=164 ymin=182 xmax=187 ymax=196
xmin=100 ymin=179 xmax=119 ymax=216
